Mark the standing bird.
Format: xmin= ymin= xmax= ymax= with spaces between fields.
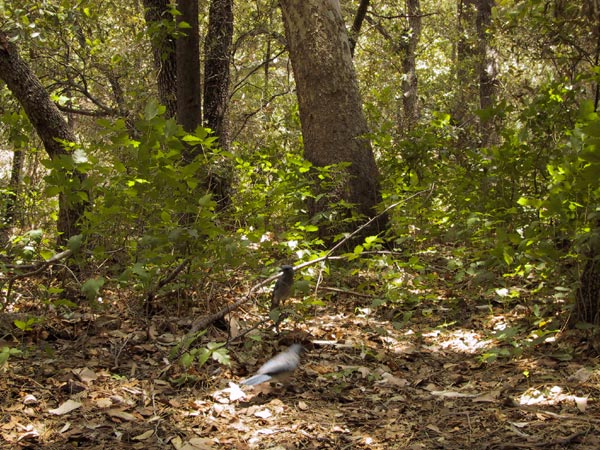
xmin=241 ymin=343 xmax=304 ymax=386
xmin=271 ymin=265 xmax=294 ymax=311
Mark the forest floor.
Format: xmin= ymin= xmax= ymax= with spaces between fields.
xmin=1 ymin=267 xmax=600 ymax=449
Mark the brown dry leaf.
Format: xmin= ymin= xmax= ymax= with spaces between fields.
xmin=107 ymin=409 xmax=138 ymax=421
xmin=186 ymin=437 xmax=215 ymax=449
xmin=48 ymin=399 xmax=82 ymax=415
xmin=568 ymin=367 xmax=593 ymax=383
xmin=227 ymin=314 xmax=241 ymax=339
xmin=297 ymin=400 xmax=309 ymax=411
xmin=95 ymin=397 xmax=113 ymax=409
xmin=378 ymin=372 xmax=409 ymax=387
xmin=133 ymin=429 xmax=155 ymax=440
xmin=430 ymin=389 xmax=476 ymax=398
xmin=473 ymin=391 xmax=500 ymax=402
xmin=73 ymin=367 xmax=98 ymax=383
xmin=17 ymin=425 xmax=39 ymax=442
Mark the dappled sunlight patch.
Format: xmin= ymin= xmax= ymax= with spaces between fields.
xmin=519 ymin=385 xmax=589 ymax=411
xmin=423 ymin=328 xmax=492 ymax=353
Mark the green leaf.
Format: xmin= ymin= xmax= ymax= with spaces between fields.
xmin=82 ymin=277 xmax=105 ymax=301
xmin=144 ymin=99 xmax=163 ymax=120
xmin=195 ymin=348 xmax=211 ymax=367
xmin=180 ymin=352 xmax=194 ymax=368
xmin=28 ymin=229 xmax=43 ymax=243
xmin=0 ymin=347 xmax=22 ymax=366
xmin=212 ymin=348 xmax=230 ymax=365
xmin=67 ymin=234 xmax=83 ymax=252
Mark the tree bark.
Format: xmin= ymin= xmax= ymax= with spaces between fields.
xmin=0 ymin=32 xmax=86 ymax=244
xmin=574 ymin=231 xmax=600 ymax=351
xmin=203 ymin=0 xmax=234 ymax=208
xmin=176 ymin=0 xmax=202 ymax=146
xmin=349 ymin=0 xmax=370 ymax=57
xmin=1 ymin=147 xmax=24 ymax=244
xmin=203 ymin=0 xmax=233 ymax=147
xmin=279 ymin=0 xmax=387 ymax=237
xmin=142 ymin=0 xmax=178 ymax=119
xmin=401 ymin=0 xmax=422 ymax=130
xmin=476 ymin=0 xmax=499 ymax=146
xmin=454 ymin=0 xmax=478 ymax=128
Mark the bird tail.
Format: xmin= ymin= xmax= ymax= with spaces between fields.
xmin=241 ymin=374 xmax=272 ymax=386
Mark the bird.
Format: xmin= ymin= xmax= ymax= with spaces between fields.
xmin=271 ymin=265 xmax=294 ymax=311
xmin=241 ymin=343 xmax=304 ymax=386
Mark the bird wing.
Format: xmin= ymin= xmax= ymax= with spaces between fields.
xmin=256 ymin=345 xmax=301 ymax=375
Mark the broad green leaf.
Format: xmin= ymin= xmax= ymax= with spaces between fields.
xmin=82 ymin=277 xmax=105 ymax=301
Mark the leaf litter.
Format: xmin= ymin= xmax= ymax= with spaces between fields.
xmin=1 ymin=276 xmax=599 ymax=449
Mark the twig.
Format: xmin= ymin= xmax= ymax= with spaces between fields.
xmin=492 ymin=428 xmax=591 ymax=449
xmin=2 ymin=249 xmax=75 ymax=306
xmin=3 ymin=248 xmax=74 ymax=274
xmin=319 ymin=286 xmax=373 ymax=298
xmin=144 ymin=258 xmax=191 ymax=315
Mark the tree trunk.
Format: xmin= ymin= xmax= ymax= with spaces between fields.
xmin=143 ymin=0 xmax=178 ymax=119
xmin=203 ymin=0 xmax=234 ymax=208
xmin=401 ymin=0 xmax=422 ymax=130
xmin=173 ymin=0 xmax=202 ymax=227
xmin=203 ymin=0 xmax=233 ymax=147
xmin=1 ymin=147 xmax=24 ymax=244
xmin=176 ymin=0 xmax=202 ymax=147
xmin=476 ymin=0 xmax=499 ymax=146
xmin=349 ymin=0 xmax=370 ymax=57
xmin=574 ymin=233 xmax=600 ymax=351
xmin=0 ymin=32 xmax=86 ymax=244
xmin=5 ymin=149 xmax=24 ymax=226
xmin=454 ymin=0 xmax=478 ymax=129
xmin=279 ymin=0 xmax=387 ymax=237
xmin=576 ymin=254 xmax=600 ymax=325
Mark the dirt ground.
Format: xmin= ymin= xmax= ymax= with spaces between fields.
xmin=1 ymin=284 xmax=599 ymax=449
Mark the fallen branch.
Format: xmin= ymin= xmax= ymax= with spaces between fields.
xmin=3 ymin=248 xmax=74 ymax=275
xmin=2 ymin=249 xmax=75 ymax=306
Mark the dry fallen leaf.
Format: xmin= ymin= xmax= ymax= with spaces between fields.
xmin=133 ymin=429 xmax=155 ymax=440
xmin=48 ymin=400 xmax=82 ymax=415
xmin=568 ymin=367 xmax=592 ymax=383
xmin=73 ymin=367 xmax=98 ymax=383
xmin=107 ymin=409 xmax=138 ymax=421
xmin=574 ymin=395 xmax=588 ymax=412
xmin=95 ymin=397 xmax=113 ymax=409
xmin=22 ymin=394 xmax=38 ymax=405
xmin=254 ymin=408 xmax=272 ymax=419
xmin=297 ymin=400 xmax=309 ymax=411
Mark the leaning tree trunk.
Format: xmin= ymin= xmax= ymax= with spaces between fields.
xmin=279 ymin=0 xmax=387 ymax=237
xmin=348 ymin=0 xmax=370 ymax=57
xmin=0 ymin=32 xmax=86 ymax=244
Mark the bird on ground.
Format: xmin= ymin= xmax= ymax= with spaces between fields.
xmin=241 ymin=343 xmax=304 ymax=386
xmin=271 ymin=265 xmax=294 ymax=311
